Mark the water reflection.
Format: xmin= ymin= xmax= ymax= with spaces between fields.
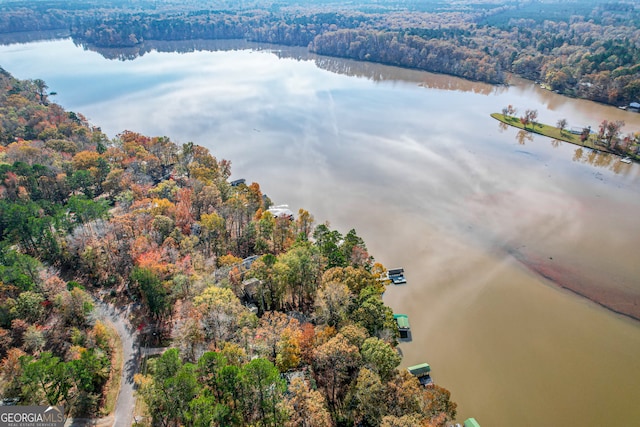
xmin=516 ymin=129 xmax=533 ymax=145
xmin=77 ymin=38 xmax=506 ymax=95
xmin=499 ymin=121 xmax=633 ymax=174
xmin=74 ymin=38 xmax=258 ymax=61
xmin=573 ymin=147 xmax=584 ymax=162
xmin=570 ymin=147 xmax=633 ymax=174
xmin=509 ymin=76 xmax=640 ymax=133
xmin=5 ymin=32 xmax=640 ymax=131
xmin=2 ymin=38 xmax=640 ymax=426
xmin=0 ymin=30 xmax=69 ymax=45
xmin=306 ymin=55 xmax=504 ymax=95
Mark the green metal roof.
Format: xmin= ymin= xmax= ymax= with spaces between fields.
xmin=464 ymin=418 xmax=481 ymax=427
xmin=407 ymin=363 xmax=431 ymax=376
xmin=393 ymin=314 xmax=410 ymax=329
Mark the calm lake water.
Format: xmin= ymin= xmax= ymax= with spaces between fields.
xmin=2 ymin=38 xmax=640 ymax=427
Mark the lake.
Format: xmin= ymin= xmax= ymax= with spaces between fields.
xmin=2 ymin=37 xmax=640 ymax=427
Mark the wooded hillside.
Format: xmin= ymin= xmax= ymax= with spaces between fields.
xmin=0 ymin=68 xmax=457 ymax=425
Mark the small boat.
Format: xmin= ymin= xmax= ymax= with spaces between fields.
xmin=620 ymin=157 xmax=632 ymax=164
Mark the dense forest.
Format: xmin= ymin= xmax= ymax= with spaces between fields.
xmin=0 ymin=69 xmax=458 ymax=425
xmin=1 ymin=0 xmax=640 ymax=104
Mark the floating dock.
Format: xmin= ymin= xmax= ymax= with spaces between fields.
xmin=388 ymin=267 xmax=406 ymax=284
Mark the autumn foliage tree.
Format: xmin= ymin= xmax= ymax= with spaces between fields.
xmin=598 ymin=119 xmax=625 ymax=148
xmin=0 ymin=68 xmax=459 ymax=425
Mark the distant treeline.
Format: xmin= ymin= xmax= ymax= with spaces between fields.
xmin=69 ymin=13 xmax=507 ymax=84
xmin=310 ymin=30 xmax=505 ymax=84
xmin=2 ymin=0 xmax=640 ymax=104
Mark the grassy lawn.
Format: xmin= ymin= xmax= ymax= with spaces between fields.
xmin=101 ymin=320 xmax=123 ymax=417
xmin=490 ymin=113 xmax=609 ymax=153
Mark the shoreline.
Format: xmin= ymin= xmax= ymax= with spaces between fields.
xmin=490 ymin=113 xmax=638 ymax=161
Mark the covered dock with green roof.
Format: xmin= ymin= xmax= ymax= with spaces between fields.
xmin=407 ymin=363 xmax=432 ymax=386
xmin=393 ymin=314 xmax=410 ymax=338
xmin=464 ymin=418 xmax=481 ymax=427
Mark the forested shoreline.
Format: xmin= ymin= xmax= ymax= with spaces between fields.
xmin=1 ymin=1 xmax=640 ymax=425
xmin=1 ymin=0 xmax=640 ymax=104
xmin=0 ymin=67 xmax=458 ymax=425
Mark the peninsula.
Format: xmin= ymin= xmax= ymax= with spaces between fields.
xmin=491 ymin=112 xmax=639 ymax=161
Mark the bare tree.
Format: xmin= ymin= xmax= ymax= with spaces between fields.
xmin=557 ymin=118 xmax=568 ymax=134
xmin=503 ymin=104 xmax=517 ymax=120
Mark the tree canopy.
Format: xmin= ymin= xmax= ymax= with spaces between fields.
xmin=0 ymin=68 xmax=457 ymax=425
